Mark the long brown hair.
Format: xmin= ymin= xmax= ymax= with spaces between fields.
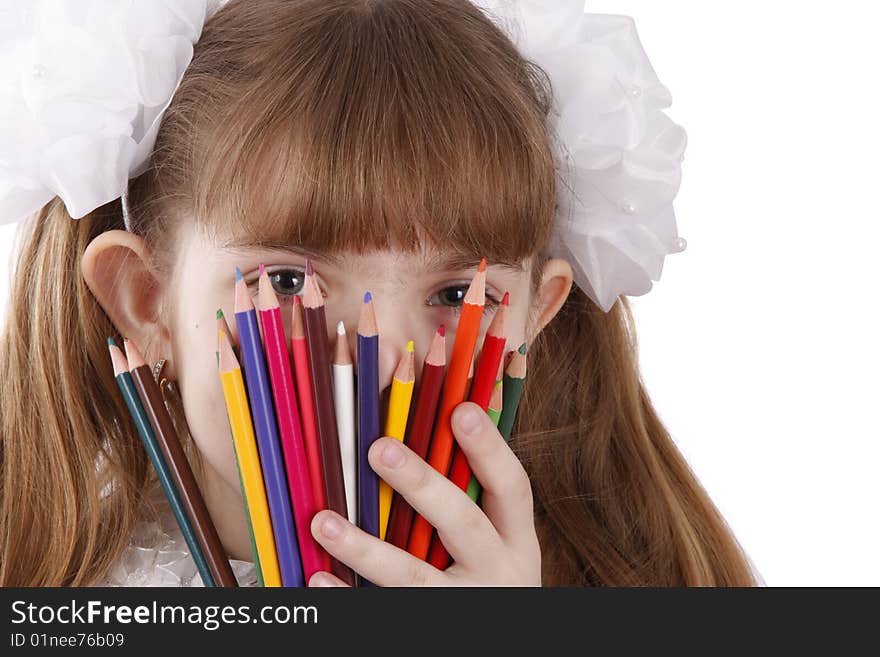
xmin=0 ymin=0 xmax=757 ymax=586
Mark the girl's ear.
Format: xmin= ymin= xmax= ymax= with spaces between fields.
xmin=81 ymin=229 xmax=173 ymax=377
xmin=528 ymin=257 xmax=574 ymax=342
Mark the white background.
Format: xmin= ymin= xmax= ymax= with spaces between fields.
xmin=1 ymin=1 xmax=878 ymax=585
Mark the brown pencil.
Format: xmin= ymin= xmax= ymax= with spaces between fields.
xmin=301 ymin=259 xmax=356 ymax=586
xmin=124 ymin=338 xmax=238 ymax=587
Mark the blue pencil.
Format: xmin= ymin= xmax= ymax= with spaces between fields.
xmin=357 ymin=291 xmax=380 ymax=585
xmin=233 ymin=267 xmax=303 ymax=587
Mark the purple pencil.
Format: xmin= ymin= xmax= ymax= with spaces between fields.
xmin=234 ymin=267 xmax=303 ymax=587
xmin=357 ymin=292 xmax=380 ymax=558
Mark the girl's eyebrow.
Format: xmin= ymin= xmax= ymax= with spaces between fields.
xmin=422 ymin=252 xmax=525 ymax=275
xmin=219 ymin=240 xmax=342 ymax=267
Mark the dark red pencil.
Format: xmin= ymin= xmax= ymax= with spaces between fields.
xmin=385 ymin=325 xmax=447 ymax=550
xmin=301 ymin=259 xmax=356 ymax=586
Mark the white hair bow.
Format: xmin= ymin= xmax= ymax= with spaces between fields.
xmin=0 ymin=0 xmax=687 ymax=313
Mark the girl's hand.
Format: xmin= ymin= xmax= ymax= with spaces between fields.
xmin=308 ymin=401 xmax=542 ymax=586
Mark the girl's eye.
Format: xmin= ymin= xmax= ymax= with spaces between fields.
xmin=426 ymin=285 xmax=501 ymax=315
xmin=270 ymin=268 xmax=307 ymax=298
xmin=248 ymin=267 xmax=307 ymax=299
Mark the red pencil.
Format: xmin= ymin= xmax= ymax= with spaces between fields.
xmin=291 ymin=295 xmax=328 ymax=515
xmin=385 ymin=325 xmax=447 ymax=550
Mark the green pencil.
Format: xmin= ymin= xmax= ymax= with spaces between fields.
xmin=466 ymin=378 xmax=503 ymax=502
xmin=466 ymin=342 xmax=527 ymax=503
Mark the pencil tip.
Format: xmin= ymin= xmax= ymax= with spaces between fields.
xmin=518 ymin=342 xmax=527 ymax=354
xmin=364 ymin=291 xmax=372 ymax=304
xmin=337 ymin=320 xmax=346 ymax=335
xmin=501 ymin=291 xmax=510 ymax=306
xmin=406 ymin=339 xmax=414 ymax=352
xmin=293 ymin=293 xmax=301 ymax=306
xmin=234 ymin=266 xmax=243 ymax=282
xmin=259 ymin=263 xmax=266 ymax=277
xmin=306 ymin=258 xmax=313 ymax=276
xmin=216 ymin=308 xmax=223 ymax=320
xmin=107 ymin=336 xmax=116 ymax=347
xmin=438 ymin=324 xmax=445 ymax=337
xmin=478 ymin=257 xmax=487 ymax=272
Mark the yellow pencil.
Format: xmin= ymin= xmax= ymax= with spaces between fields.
xmin=379 ymin=340 xmax=415 ymax=540
xmin=218 ymin=329 xmax=282 ymax=587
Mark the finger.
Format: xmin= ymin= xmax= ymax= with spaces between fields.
xmin=450 ymin=401 xmax=536 ymax=548
xmin=308 ymin=571 xmax=350 ymax=587
xmin=310 ymin=509 xmax=446 ymax=587
xmin=368 ymin=436 xmax=505 ymax=568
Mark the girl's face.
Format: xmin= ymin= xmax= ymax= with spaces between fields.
xmin=83 ymin=221 xmax=573 ymax=560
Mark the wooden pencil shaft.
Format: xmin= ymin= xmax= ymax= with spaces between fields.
xmin=129 ymin=364 xmax=238 ymax=587
xmin=303 ymin=305 xmax=355 ymax=586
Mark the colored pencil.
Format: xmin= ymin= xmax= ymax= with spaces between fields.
xmin=302 ymin=259 xmax=356 ymax=586
xmin=379 ymin=340 xmax=415 ymax=540
xmin=357 ymin=291 xmax=381 ymax=545
xmin=216 ymin=310 xmax=263 ymax=587
xmin=109 ymin=338 xmax=216 ymax=587
xmin=447 ymin=292 xmax=509 ymax=493
xmin=218 ymin=329 xmax=281 ymax=586
xmin=385 ymin=325 xmax=446 ymax=550
xmin=408 ymin=258 xmax=487 ymax=560
xmin=466 ymin=378 xmax=503 ymax=501
xmin=123 ymin=338 xmax=237 ymax=587
xmin=291 ymin=295 xmax=328 ymax=517
xmin=258 ymin=266 xmax=324 ymax=582
xmin=498 ymin=342 xmax=528 ymax=442
xmin=332 ymin=321 xmax=357 ymax=525
xmin=234 ymin=267 xmax=303 ymax=587
xmin=426 ymin=349 xmax=480 ymax=570
xmin=430 ymin=345 xmax=526 ymax=568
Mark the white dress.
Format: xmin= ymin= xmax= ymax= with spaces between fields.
xmin=99 ymin=509 xmax=259 ymax=587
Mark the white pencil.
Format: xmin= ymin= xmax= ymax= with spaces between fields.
xmin=332 ymin=320 xmax=357 ymax=525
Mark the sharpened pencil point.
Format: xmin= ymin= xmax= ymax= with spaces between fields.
xmin=406 ymin=340 xmax=414 ymax=352
xmin=107 ymin=336 xmax=116 ymax=347
xmin=234 ymin=266 xmax=243 ymax=282
xmin=518 ymin=342 xmax=527 ymax=354
xmin=337 ymin=320 xmax=346 ymax=335
xmin=501 ymin=291 xmax=510 ymax=306
xmin=259 ymin=263 xmax=266 ymax=277
xmin=478 ymin=257 xmax=487 ymax=272
xmin=216 ymin=308 xmax=223 ymax=320
xmin=364 ymin=291 xmax=372 ymax=304
xmin=306 ymin=258 xmax=314 ymax=276
xmin=438 ymin=324 xmax=445 ymax=337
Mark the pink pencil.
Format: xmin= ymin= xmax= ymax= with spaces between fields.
xmin=257 ymin=265 xmax=326 ymax=581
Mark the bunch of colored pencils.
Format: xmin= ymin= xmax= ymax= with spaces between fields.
xmin=110 ymin=256 xmax=529 ymax=587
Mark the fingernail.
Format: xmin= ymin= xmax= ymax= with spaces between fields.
xmin=320 ymin=515 xmax=343 ymax=540
xmin=455 ymin=405 xmax=482 ymax=435
xmin=309 ymin=573 xmax=340 ymax=587
xmin=381 ymin=440 xmax=406 ymax=468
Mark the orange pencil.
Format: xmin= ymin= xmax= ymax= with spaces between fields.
xmin=407 ymin=258 xmax=486 ymax=560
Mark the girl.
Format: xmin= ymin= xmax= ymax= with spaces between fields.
xmin=0 ymin=0 xmax=758 ymax=586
